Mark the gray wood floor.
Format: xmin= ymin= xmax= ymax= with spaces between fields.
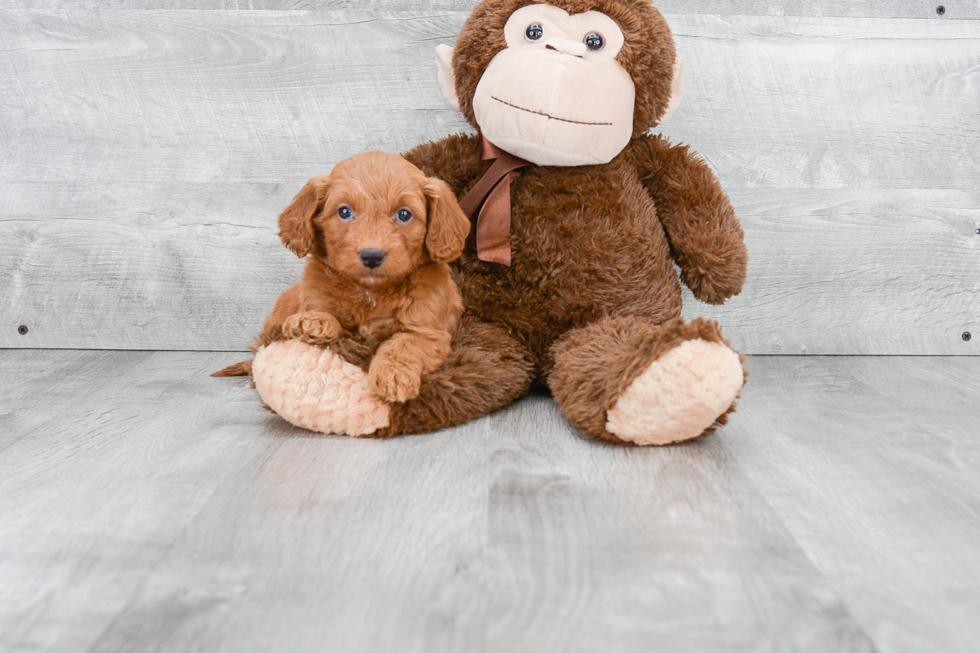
xmin=1 ymin=351 xmax=978 ymax=652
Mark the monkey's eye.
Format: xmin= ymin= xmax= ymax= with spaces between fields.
xmin=338 ymin=205 xmax=354 ymax=221
xmin=396 ymin=208 xmax=413 ymax=224
xmin=525 ymin=23 xmax=544 ymax=42
xmin=585 ymin=32 xmax=605 ymax=51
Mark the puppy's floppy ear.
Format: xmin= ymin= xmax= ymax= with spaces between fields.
xmin=423 ymin=177 xmax=470 ymax=264
xmin=278 ymin=175 xmax=329 ymax=258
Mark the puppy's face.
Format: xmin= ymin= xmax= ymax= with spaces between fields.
xmin=278 ymin=152 xmax=470 ymax=287
xmin=321 ymin=154 xmax=430 ymax=285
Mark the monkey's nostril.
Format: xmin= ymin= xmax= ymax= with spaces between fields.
xmin=359 ymin=249 xmax=386 ymax=269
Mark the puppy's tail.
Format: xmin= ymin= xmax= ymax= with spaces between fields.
xmin=212 ymin=359 xmax=253 ymax=377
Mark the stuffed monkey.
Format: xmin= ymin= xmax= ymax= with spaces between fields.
xmin=250 ymin=0 xmax=748 ymax=445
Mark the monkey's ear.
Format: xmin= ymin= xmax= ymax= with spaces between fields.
xmin=435 ymin=44 xmax=460 ymax=111
xmin=278 ymin=176 xmax=329 ymax=258
xmin=423 ymin=177 xmax=470 ymax=264
xmin=659 ymin=55 xmax=685 ymax=124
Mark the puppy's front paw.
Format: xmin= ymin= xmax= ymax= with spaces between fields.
xmin=282 ymin=311 xmax=342 ymax=345
xmin=368 ymin=359 xmax=422 ymax=403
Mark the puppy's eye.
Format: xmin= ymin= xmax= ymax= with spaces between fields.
xmin=396 ymin=208 xmax=413 ymax=224
xmin=584 ymin=32 xmax=604 ymax=51
xmin=525 ymin=23 xmax=544 ymax=42
xmin=337 ymin=206 xmax=354 ymax=221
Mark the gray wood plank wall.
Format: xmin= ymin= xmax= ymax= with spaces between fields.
xmin=1 ymin=1 xmax=978 ymax=19
xmin=1 ymin=5 xmax=978 ymax=353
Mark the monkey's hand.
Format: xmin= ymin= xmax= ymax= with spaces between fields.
xmin=628 ymin=134 xmax=748 ymax=305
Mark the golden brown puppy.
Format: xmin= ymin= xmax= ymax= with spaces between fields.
xmin=215 ymin=151 xmax=470 ymax=403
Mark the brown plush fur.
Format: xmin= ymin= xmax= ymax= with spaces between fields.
xmin=549 ymin=317 xmax=746 ymax=444
xmin=453 ymin=0 xmax=677 ymax=137
xmin=377 ymin=315 xmax=535 ymax=437
xmin=387 ymin=0 xmax=748 ymax=441
xmin=626 ymin=138 xmax=747 ymax=304
xmin=216 ymin=152 xmax=470 ymax=404
xmin=223 ymin=0 xmax=748 ymax=444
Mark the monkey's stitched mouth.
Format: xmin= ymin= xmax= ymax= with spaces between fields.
xmin=491 ymin=96 xmax=613 ymax=126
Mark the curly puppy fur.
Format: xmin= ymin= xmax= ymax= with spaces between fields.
xmin=216 ymin=152 xmax=470 ymax=405
xmin=222 ymin=0 xmax=749 ymax=444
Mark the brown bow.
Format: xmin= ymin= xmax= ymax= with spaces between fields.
xmin=458 ymin=135 xmax=532 ymax=266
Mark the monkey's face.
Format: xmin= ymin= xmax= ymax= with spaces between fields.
xmin=437 ymin=0 xmax=683 ymax=168
xmin=473 ymin=5 xmax=634 ymax=166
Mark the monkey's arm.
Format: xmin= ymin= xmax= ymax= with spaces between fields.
xmin=628 ymin=134 xmax=748 ymax=305
xmin=403 ymin=133 xmax=487 ymax=197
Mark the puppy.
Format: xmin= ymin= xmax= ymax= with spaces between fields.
xmin=215 ymin=151 xmax=470 ymax=403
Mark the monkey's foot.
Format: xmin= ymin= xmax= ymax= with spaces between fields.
xmin=606 ymin=338 xmax=744 ymax=446
xmin=253 ymin=339 xmax=390 ymax=437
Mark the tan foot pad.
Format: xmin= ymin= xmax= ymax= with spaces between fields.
xmin=606 ymin=339 xmax=744 ymax=446
xmin=253 ymin=340 xmax=390 ymax=437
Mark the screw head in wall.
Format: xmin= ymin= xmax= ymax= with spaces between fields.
xmin=964 ymin=332 xmax=973 ymax=342
xmin=17 ymin=325 xmax=29 ymax=335
xmin=937 ymin=5 xmax=946 ymax=15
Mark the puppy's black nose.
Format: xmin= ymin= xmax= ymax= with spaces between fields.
xmin=359 ymin=249 xmax=386 ymax=269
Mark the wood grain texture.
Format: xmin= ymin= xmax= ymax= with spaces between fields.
xmin=686 ymin=189 xmax=980 ymax=355
xmin=667 ymin=16 xmax=980 ymax=190
xmin=726 ymin=356 xmax=980 ymax=653
xmin=1 ymin=350 xmax=979 ymax=651
xmin=0 ymin=349 xmax=150 ymax=449
xmin=484 ymin=394 xmax=875 ymax=653
xmin=88 ymin=400 xmax=491 ymax=653
xmin=0 ymin=351 xmax=268 ymax=652
xmin=2 ymin=184 xmax=975 ymax=353
xmin=0 ymin=10 xmax=978 ymax=353
xmin=0 ymin=1 xmax=976 ymax=19
xmin=2 ymin=12 xmax=977 ymax=188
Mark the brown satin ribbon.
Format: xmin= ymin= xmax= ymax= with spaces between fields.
xmin=458 ymin=135 xmax=532 ymax=266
